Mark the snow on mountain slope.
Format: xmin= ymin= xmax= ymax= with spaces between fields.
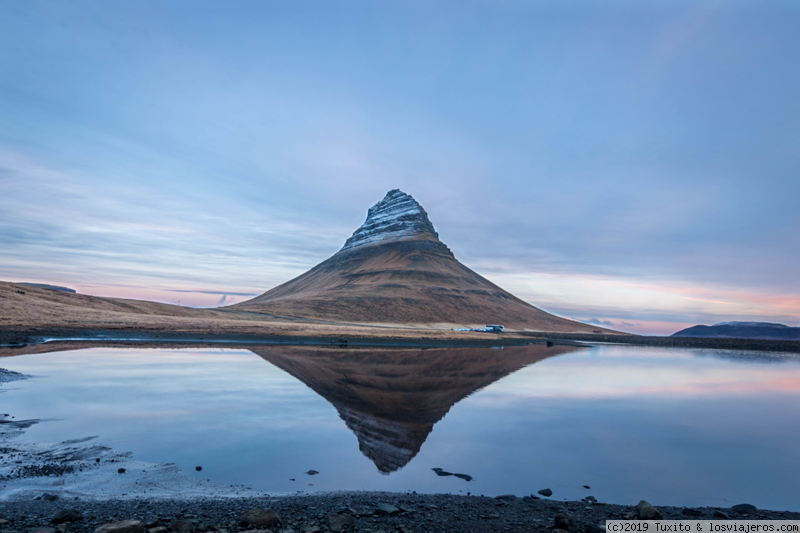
xmin=340 ymin=189 xmax=439 ymax=252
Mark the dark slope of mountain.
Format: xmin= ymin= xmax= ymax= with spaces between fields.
xmin=252 ymin=343 xmax=580 ymax=473
xmin=233 ymin=190 xmax=611 ymax=332
xmin=672 ymin=322 xmax=800 ymax=340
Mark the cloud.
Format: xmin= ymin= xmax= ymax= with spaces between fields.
xmin=0 ymin=2 xmax=797 ymax=325
xmin=168 ymin=289 xmax=258 ymax=297
xmin=580 ymin=317 xmax=616 ymax=326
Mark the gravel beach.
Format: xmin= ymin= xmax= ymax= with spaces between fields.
xmin=2 ymin=492 xmax=800 ymax=533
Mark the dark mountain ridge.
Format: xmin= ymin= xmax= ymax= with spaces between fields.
xmin=672 ymin=321 xmax=800 ymax=341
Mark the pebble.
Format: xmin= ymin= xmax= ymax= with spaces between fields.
xmin=554 ymin=512 xmax=577 ymax=532
xmin=325 ymin=513 xmax=352 ymax=532
xmin=95 ymin=520 xmax=144 ymax=533
xmin=538 ymin=488 xmax=553 ymax=497
xmin=169 ymin=519 xmax=194 ymax=533
xmin=374 ymin=503 xmax=400 ymax=516
xmin=238 ymin=509 xmax=280 ymax=528
xmin=732 ymin=504 xmax=758 ymax=514
xmin=52 ymin=510 xmax=82 ymax=524
xmin=636 ymin=500 xmax=663 ymax=520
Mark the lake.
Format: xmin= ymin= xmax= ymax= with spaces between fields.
xmin=1 ymin=342 xmax=799 ymax=510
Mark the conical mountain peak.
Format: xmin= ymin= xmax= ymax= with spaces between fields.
xmin=235 ymin=189 xmax=610 ymax=332
xmin=340 ymin=189 xmax=439 ymax=252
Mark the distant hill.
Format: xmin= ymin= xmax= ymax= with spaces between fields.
xmin=232 ymin=189 xmax=613 ymax=332
xmin=672 ymin=321 xmax=800 ymax=340
xmin=18 ymin=283 xmax=76 ymax=293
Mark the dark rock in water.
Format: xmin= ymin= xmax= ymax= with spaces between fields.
xmin=52 ymin=510 xmax=82 ymax=524
xmin=431 ymin=467 xmax=472 ymax=481
xmin=238 ymin=509 xmax=280 ymax=528
xmin=538 ymin=488 xmax=553 ymax=497
xmin=195 ymin=466 xmax=202 ymax=472
xmin=95 ymin=520 xmax=145 ymax=533
xmin=554 ymin=512 xmax=577 ymax=533
xmin=375 ymin=503 xmax=400 ymax=516
xmin=169 ymin=520 xmax=194 ymax=533
xmin=732 ymin=504 xmax=758 ymax=514
xmin=682 ymin=508 xmax=702 ymax=517
xmin=636 ymin=501 xmax=663 ymax=520
xmin=305 ymin=470 xmax=319 ymax=475
xmin=714 ymin=510 xmax=730 ymax=519
xmin=326 ymin=513 xmax=352 ymax=531
xmin=117 ymin=468 xmax=126 ymax=474
xmin=583 ymin=485 xmax=591 ymax=489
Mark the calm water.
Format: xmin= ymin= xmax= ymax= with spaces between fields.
xmin=1 ymin=343 xmax=800 ymax=509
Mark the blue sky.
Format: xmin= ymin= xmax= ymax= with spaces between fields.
xmin=1 ymin=0 xmax=798 ymax=334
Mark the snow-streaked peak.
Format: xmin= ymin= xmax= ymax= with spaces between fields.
xmin=339 ymin=189 xmax=439 ymax=252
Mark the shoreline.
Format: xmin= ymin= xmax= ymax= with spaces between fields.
xmin=522 ymin=332 xmax=800 ymax=353
xmin=2 ymin=492 xmax=799 ymax=533
xmin=2 ymin=327 xmax=799 ymax=356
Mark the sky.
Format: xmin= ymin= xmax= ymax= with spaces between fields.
xmin=1 ymin=0 xmax=798 ymax=335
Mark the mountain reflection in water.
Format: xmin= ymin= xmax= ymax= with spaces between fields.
xmin=252 ymin=343 xmax=581 ymax=473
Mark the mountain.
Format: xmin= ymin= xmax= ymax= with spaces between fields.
xmin=252 ymin=343 xmax=579 ymax=473
xmin=18 ymin=283 xmax=76 ymax=293
xmin=233 ymin=190 xmax=608 ymax=332
xmin=672 ymin=322 xmax=800 ymax=340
